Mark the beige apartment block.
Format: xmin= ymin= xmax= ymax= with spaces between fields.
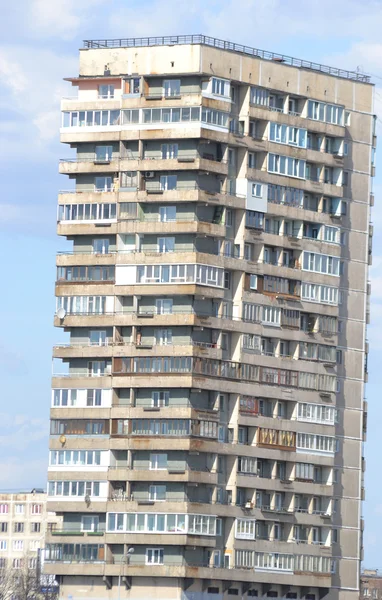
xmin=46 ymin=35 xmax=375 ymax=600
xmin=0 ymin=489 xmax=61 ymax=570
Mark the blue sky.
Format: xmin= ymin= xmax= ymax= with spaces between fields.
xmin=1 ymin=0 xmax=382 ymax=566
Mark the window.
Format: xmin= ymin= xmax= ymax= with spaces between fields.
xmin=235 ymin=518 xmax=256 ymax=540
xmin=95 ymin=145 xmax=113 ymax=161
xmin=122 ymin=109 xmax=139 ymax=124
xmin=137 ymin=264 xmax=224 ymax=288
xmin=131 ymin=418 xmax=190 ymax=436
xmin=163 ymin=79 xmax=181 ymax=97
xmin=262 ymin=306 xmax=281 ymax=326
xmin=255 ymin=552 xmax=293 ymax=571
xmin=156 ymin=299 xmax=173 ymax=314
xmin=98 ymin=84 xmax=114 ymax=99
xmin=211 ymin=77 xmax=230 ymax=97
xmin=268 ymin=153 xmax=306 ymax=179
xmin=0 ymin=541 xmax=7 ymax=550
xmin=146 ymin=548 xmax=164 ymax=565
xmin=159 ymin=175 xmax=177 ymax=191
xmin=246 ymin=211 xmax=264 ymax=230
xmin=157 ymin=237 xmax=175 ymax=253
xmin=13 ymin=540 xmax=24 ymax=551
xmin=31 ymin=522 xmax=41 ymax=533
xmin=48 ymin=481 xmax=101 ymax=497
xmin=297 ymin=433 xmax=336 ymax=454
xmin=244 ymin=243 xmax=253 ymax=261
xmin=58 ymin=203 xmax=116 ymax=223
xmin=14 ymin=523 xmax=24 ymax=533
xmin=149 ymin=485 xmax=166 ymax=501
xmin=161 ymin=144 xmax=178 ymax=159
xmin=50 ymin=450 xmax=102 ymax=467
xmin=323 ymin=226 xmax=340 ymax=244
xmin=248 ymin=152 xmax=256 ymax=168
xmin=87 ymin=389 xmax=102 ymax=406
xmin=29 ymin=558 xmax=38 ymax=569
xmin=225 ymin=209 xmax=233 ymax=227
xmin=150 ymin=453 xmax=168 ymax=470
xmin=93 ymin=238 xmax=110 ymax=254
xmin=15 ymin=504 xmax=24 ymax=514
xmin=0 ymin=523 xmax=7 ymax=533
xmin=13 ymin=559 xmax=23 ymax=569
xmin=308 ymin=100 xmax=344 ymax=125
xmin=295 ymin=463 xmax=314 ymax=481
xmin=250 ymin=87 xmax=269 ymax=106
xmin=249 ymin=274 xmax=258 ymax=290
xmin=94 ymin=176 xmax=113 ymax=192
xmin=62 ymin=109 xmax=121 ymax=128
xmin=252 ymin=183 xmax=263 ymax=197
xmin=242 ymin=334 xmax=261 ymax=352
xmin=301 ymin=282 xmax=338 ymax=306
xmin=0 ymin=505 xmax=8 ymax=514
xmin=243 ymin=302 xmax=262 ymax=323
xmin=29 ymin=540 xmax=40 ymax=551
xmin=298 ymin=403 xmax=336 ymax=424
xmin=125 ymin=77 xmax=140 ymax=95
xmin=201 ymin=107 xmax=229 ymax=128
xmin=236 ymin=550 xmax=255 ymax=568
xmin=269 ymin=122 xmax=307 ymax=148
xmin=152 ymin=391 xmax=170 ymax=407
xmin=159 ymin=206 xmax=176 ymax=222
xmin=57 ymin=265 xmax=115 ymax=282
xmin=302 ymin=252 xmax=340 ymax=276
xmin=31 ymin=503 xmax=42 ymax=515
xmin=238 ymin=456 xmax=257 ymax=474
xmin=143 ymin=106 xmax=200 ymax=123
xmin=82 ymin=516 xmax=99 ymax=532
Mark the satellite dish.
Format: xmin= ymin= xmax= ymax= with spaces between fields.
xmin=59 ymin=435 xmax=66 ymax=445
xmin=57 ymin=308 xmax=66 ymax=319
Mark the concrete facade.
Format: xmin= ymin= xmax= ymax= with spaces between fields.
xmin=47 ymin=35 xmax=375 ymax=600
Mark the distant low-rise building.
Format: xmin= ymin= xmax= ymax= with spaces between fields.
xmin=361 ymin=571 xmax=382 ymax=600
xmin=0 ymin=489 xmax=61 ymax=571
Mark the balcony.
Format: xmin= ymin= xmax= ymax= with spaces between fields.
xmin=57 ymin=184 xmax=246 ymax=210
xmin=59 ymin=153 xmax=228 ymax=176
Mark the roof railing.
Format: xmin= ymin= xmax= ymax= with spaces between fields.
xmin=82 ymin=34 xmax=370 ymax=82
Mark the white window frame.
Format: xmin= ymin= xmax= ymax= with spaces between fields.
xmin=235 ymin=518 xmax=256 ymax=540
xmin=150 ymin=453 xmax=168 ymax=470
xmin=252 ymin=183 xmax=263 ymax=197
xmin=98 ymin=84 xmax=115 ymax=99
xmin=146 ymin=548 xmax=164 ymax=565
xmin=149 ymin=485 xmax=167 ymax=501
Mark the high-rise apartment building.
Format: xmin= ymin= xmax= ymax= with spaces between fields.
xmin=45 ymin=35 xmax=375 ymax=600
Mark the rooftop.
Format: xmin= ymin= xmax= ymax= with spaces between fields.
xmin=82 ymin=34 xmax=371 ymax=83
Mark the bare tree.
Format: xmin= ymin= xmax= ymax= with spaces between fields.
xmin=0 ymin=565 xmax=15 ymax=600
xmin=0 ymin=554 xmax=58 ymax=600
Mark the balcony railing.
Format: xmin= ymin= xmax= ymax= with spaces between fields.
xmin=58 ymin=183 xmax=245 ymax=199
xmin=82 ymin=35 xmax=370 ymax=81
xmin=53 ymin=307 xmax=337 ymax=338
xmin=59 ymin=153 xmax=227 ymax=164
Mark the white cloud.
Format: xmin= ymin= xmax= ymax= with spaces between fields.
xmin=0 ymin=458 xmax=48 ymax=490
xmin=0 ymin=55 xmax=27 ymax=94
xmin=29 ymin=0 xmax=106 ymax=40
xmin=0 ymin=413 xmax=48 ymax=451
